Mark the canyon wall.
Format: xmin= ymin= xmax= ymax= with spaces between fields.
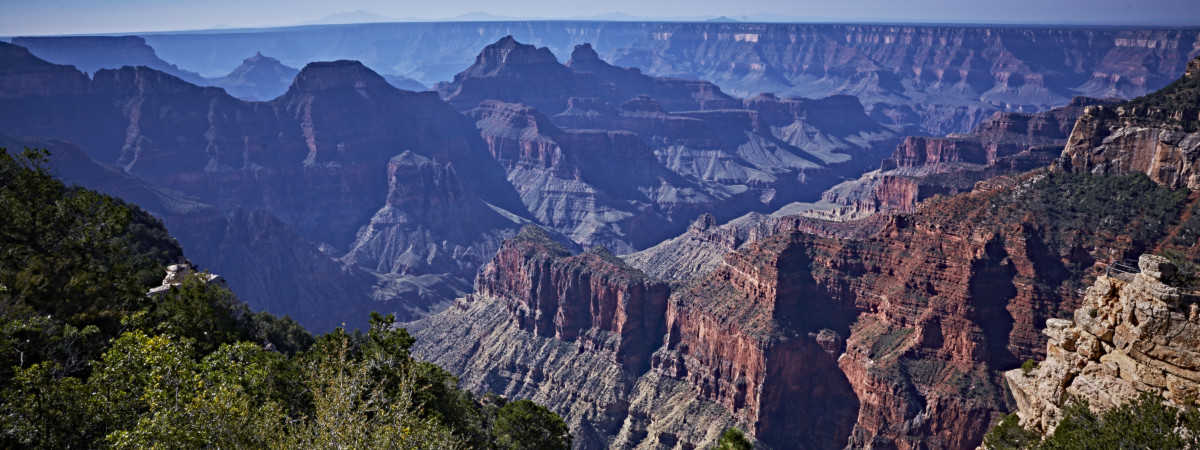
xmin=613 ymin=24 xmax=1200 ymax=134
xmin=415 ymin=167 xmax=1198 ymax=448
xmin=16 ymin=23 xmax=1196 ymax=136
xmin=822 ymin=96 xmax=1116 ymax=214
xmin=1060 ymin=56 xmax=1200 ymax=189
xmin=0 ymin=42 xmax=531 ymax=330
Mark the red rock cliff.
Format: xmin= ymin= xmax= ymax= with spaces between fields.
xmin=477 ymin=226 xmax=670 ymax=370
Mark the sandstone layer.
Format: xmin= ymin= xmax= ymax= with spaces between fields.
xmin=1059 ymin=56 xmax=1200 ymax=190
xmin=417 ymin=168 xmax=1199 ymax=449
xmin=1006 ymin=254 xmax=1200 ymax=434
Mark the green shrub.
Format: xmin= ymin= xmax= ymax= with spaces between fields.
xmin=1021 ymin=359 xmax=1038 ymax=375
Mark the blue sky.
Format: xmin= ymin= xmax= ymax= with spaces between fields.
xmin=3 ymin=0 xmax=1199 ymax=36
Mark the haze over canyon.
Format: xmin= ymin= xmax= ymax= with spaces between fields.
xmin=2 ymin=17 xmax=1200 ymax=449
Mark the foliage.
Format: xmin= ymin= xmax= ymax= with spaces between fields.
xmin=492 ymin=399 xmax=572 ymax=450
xmin=0 ymin=147 xmax=171 ymax=381
xmin=276 ymin=334 xmax=460 ymax=449
xmin=1120 ymin=60 xmax=1200 ymax=132
xmin=714 ymin=427 xmax=754 ymax=450
xmin=983 ymin=394 xmax=1200 ymax=449
xmin=1021 ymin=359 xmax=1038 ymax=375
xmin=0 ymin=148 xmax=571 ymax=448
xmin=982 ymin=413 xmax=1039 ymax=450
xmin=868 ymin=327 xmax=913 ymax=359
xmin=1158 ymin=248 xmax=1200 ymax=288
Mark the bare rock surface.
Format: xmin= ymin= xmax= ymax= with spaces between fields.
xmin=1006 ymin=254 xmax=1200 ymax=434
xmin=1059 ymin=56 xmax=1200 ymax=189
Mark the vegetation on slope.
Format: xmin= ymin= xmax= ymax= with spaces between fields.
xmin=985 ymin=394 xmax=1200 ymax=449
xmin=0 ymin=148 xmax=570 ymax=449
xmin=1118 ymin=57 xmax=1200 ymax=132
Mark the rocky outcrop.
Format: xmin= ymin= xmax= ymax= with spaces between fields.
xmin=411 ymin=226 xmax=734 ymax=449
xmin=470 ymin=99 xmax=746 ymax=252
xmin=654 ymin=232 xmax=862 ymax=449
xmin=418 ymin=167 xmax=1198 ymax=449
xmin=340 ymin=151 xmax=523 ymax=277
xmin=625 ymin=210 xmax=891 ymax=281
xmin=147 ymin=259 xmax=227 ymax=296
xmin=437 ymin=36 xmax=619 ymax=114
xmin=410 ymin=290 xmax=739 ymax=450
xmin=1059 ymin=56 xmax=1200 ymax=189
xmin=449 ymin=38 xmax=898 ymax=219
xmin=1006 ymin=254 xmax=1200 ymax=434
xmin=211 ymin=52 xmax=299 ymax=101
xmin=476 ymin=226 xmax=670 ymax=370
xmin=565 ymin=42 xmax=741 ymax=112
xmin=0 ymin=42 xmax=91 ymax=98
xmin=551 ymin=77 xmax=900 ymax=217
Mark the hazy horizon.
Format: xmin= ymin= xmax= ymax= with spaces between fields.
xmin=4 ymin=0 xmax=1200 ymax=37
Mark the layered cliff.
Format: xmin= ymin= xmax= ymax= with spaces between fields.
xmin=564 ymin=42 xmax=742 ymax=112
xmin=436 ymin=36 xmax=620 ymax=114
xmin=416 ymin=166 xmax=1198 ymax=448
xmin=1059 ymin=56 xmax=1200 ymax=189
xmin=823 ymin=97 xmax=1116 ymax=214
xmin=340 ymin=151 xmax=523 ymax=277
xmin=444 ymin=37 xmax=900 ymax=252
xmin=470 ymin=99 xmax=748 ymax=252
xmin=612 ymin=24 xmax=1200 ymax=134
xmin=410 ymin=226 xmax=734 ymax=449
xmin=476 ymin=226 xmax=670 ymax=370
xmin=1006 ymin=254 xmax=1200 ymax=434
xmin=34 ymin=23 xmax=1195 ymax=137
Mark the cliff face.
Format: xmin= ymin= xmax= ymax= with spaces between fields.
xmin=442 ymin=37 xmax=899 ymax=253
xmin=822 ymin=97 xmax=1116 ymax=214
xmin=436 ymin=36 xmax=619 ymax=114
xmin=1059 ymin=56 xmax=1200 ymax=189
xmin=653 ymin=232 xmax=861 ymax=448
xmin=476 ymin=226 xmax=670 ymax=371
xmin=471 ymin=99 xmax=756 ymax=252
xmin=565 ymin=42 xmax=742 ymax=112
xmin=339 ymin=151 xmax=523 ymax=277
xmin=613 ymin=24 xmax=1200 ymax=135
xmin=413 ymin=226 xmax=738 ymax=449
xmin=0 ymin=43 xmax=91 ymax=99
xmin=416 ymin=168 xmax=1196 ymax=449
xmin=1006 ymin=254 xmax=1200 ymax=434
xmin=664 ymin=171 xmax=1194 ymax=449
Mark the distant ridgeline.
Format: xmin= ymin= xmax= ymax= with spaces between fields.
xmin=12 ymin=23 xmax=1200 ymax=135
xmin=0 ymin=148 xmax=570 ymax=449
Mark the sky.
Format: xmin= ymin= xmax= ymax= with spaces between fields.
xmin=3 ymin=0 xmax=1200 ymax=36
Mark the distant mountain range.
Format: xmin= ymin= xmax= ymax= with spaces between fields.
xmin=3 ymin=22 xmax=1200 ymax=449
